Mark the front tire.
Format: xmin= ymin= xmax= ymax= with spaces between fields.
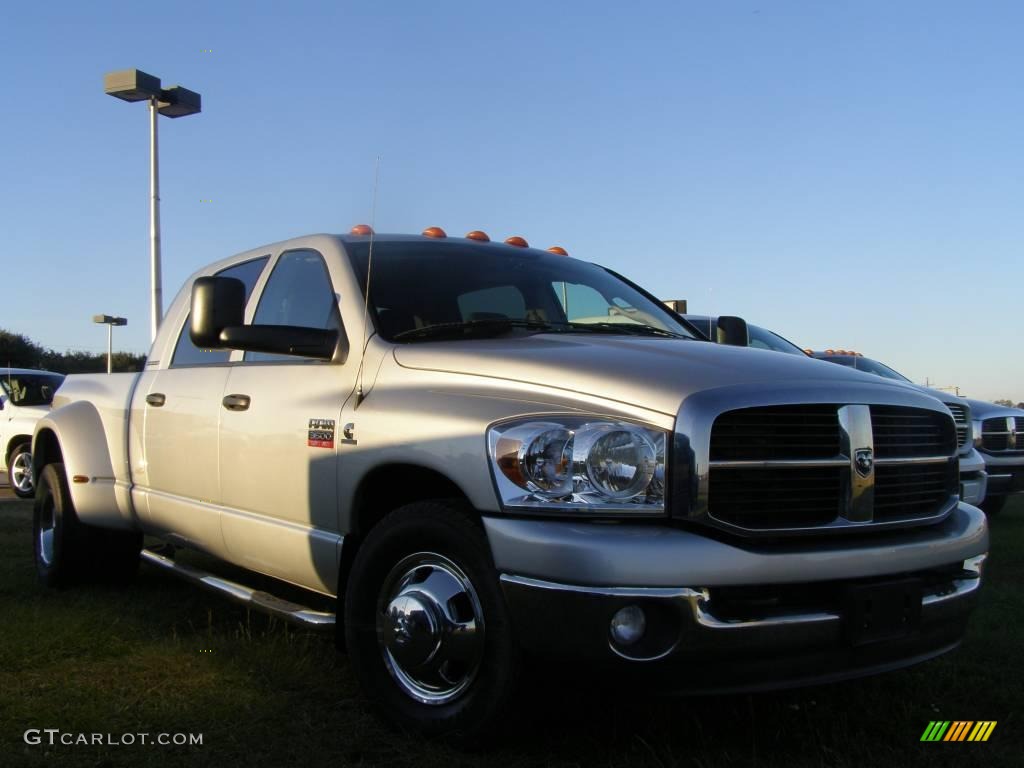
xmin=9 ymin=441 xmax=34 ymax=499
xmin=344 ymin=501 xmax=520 ymax=739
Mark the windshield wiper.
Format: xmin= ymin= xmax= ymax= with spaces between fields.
xmin=392 ymin=318 xmax=689 ymax=342
xmin=566 ymin=322 xmax=689 ymax=339
xmin=392 ymin=318 xmax=565 ymax=341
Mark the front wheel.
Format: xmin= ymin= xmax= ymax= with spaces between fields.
xmin=344 ymin=502 xmax=520 ymax=739
xmin=9 ymin=441 xmax=34 ymax=499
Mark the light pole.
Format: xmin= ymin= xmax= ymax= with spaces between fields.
xmin=103 ymin=69 xmax=201 ymax=342
xmin=93 ymin=315 xmax=128 ymax=374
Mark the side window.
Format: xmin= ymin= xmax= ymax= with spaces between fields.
xmin=245 ymin=249 xmax=340 ymax=362
xmin=457 ymin=286 xmax=526 ymax=321
xmin=171 ymin=256 xmax=270 ymax=367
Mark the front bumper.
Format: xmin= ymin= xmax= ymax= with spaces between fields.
xmin=958 ymin=448 xmax=987 ymax=506
xmin=977 ymin=452 xmax=1024 ymax=497
xmin=485 ymin=504 xmax=987 ymax=692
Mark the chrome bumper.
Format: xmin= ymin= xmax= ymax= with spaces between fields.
xmin=501 ymin=555 xmax=983 ymax=658
xmin=490 ymin=509 xmax=987 ymax=690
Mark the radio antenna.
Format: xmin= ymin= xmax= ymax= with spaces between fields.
xmin=355 ymin=156 xmax=380 ymax=407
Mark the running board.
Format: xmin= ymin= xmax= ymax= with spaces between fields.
xmin=140 ymin=549 xmax=336 ymax=630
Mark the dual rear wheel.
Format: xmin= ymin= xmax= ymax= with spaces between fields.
xmin=33 ymin=462 xmax=142 ymax=587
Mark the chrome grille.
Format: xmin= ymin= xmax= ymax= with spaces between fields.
xmin=945 ymin=403 xmax=970 ymax=449
xmin=710 ymin=406 xmax=839 ymax=461
xmin=707 ymin=466 xmax=841 ymax=529
xmin=871 ymin=406 xmax=956 ymax=458
xmin=874 ymin=464 xmax=956 ymax=521
xmin=705 ymin=404 xmax=957 ymax=534
xmin=981 ymin=417 xmax=1017 ymax=452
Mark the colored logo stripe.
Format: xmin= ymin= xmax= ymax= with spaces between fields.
xmin=921 ymin=722 xmax=950 ymax=741
xmin=968 ymin=722 xmax=997 ymax=742
xmin=944 ymin=721 xmax=973 ymax=741
xmin=920 ymin=721 xmax=997 ymax=742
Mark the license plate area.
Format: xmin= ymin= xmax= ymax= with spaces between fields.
xmin=843 ymin=578 xmax=922 ymax=646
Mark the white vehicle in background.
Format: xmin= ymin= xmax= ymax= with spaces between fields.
xmin=1 ymin=368 xmax=65 ymax=498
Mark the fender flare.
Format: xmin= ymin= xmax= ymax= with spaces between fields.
xmin=33 ymin=401 xmax=138 ymax=530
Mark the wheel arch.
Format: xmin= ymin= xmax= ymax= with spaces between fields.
xmin=6 ymin=433 xmax=34 ymax=465
xmin=336 ymin=462 xmax=478 ymax=636
xmin=32 ymin=402 xmax=137 ymax=530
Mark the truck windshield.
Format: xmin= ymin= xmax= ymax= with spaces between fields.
xmin=1 ymin=372 xmax=64 ymax=406
xmin=347 ymin=241 xmax=698 ymax=342
xmin=748 ymin=324 xmax=807 ymax=356
xmin=855 ymin=357 xmax=911 ymax=382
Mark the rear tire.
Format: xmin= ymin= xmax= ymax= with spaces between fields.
xmin=34 ymin=463 xmax=86 ymax=587
xmin=9 ymin=441 xmax=34 ymax=499
xmin=33 ymin=462 xmax=142 ymax=588
xmin=344 ymin=501 xmax=520 ymax=740
xmin=980 ymin=495 xmax=1007 ymax=517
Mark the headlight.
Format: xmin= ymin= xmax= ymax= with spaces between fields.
xmin=488 ymin=417 xmax=667 ymax=516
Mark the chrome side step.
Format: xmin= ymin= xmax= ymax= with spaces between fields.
xmin=140 ymin=549 xmax=336 ymax=630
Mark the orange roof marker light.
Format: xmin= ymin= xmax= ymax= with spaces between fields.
xmin=422 ymin=226 xmax=447 ymax=238
xmin=350 ymin=224 xmax=374 ymax=236
xmin=546 ymin=246 xmax=569 ymax=256
xmin=465 ymin=230 xmax=490 ymax=242
xmin=504 ymin=235 xmax=529 ymax=248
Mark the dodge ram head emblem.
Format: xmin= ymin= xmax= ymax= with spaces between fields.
xmin=854 ymin=448 xmax=874 ymax=477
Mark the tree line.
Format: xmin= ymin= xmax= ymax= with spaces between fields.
xmin=1 ymin=329 xmax=146 ymax=374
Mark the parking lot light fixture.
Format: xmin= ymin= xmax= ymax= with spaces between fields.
xmin=93 ymin=315 xmax=127 ymax=374
xmin=103 ymin=69 xmax=202 ymax=342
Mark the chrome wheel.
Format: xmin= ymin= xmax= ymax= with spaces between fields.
xmin=11 ymin=450 xmax=33 ymax=494
xmin=376 ymin=552 xmax=485 ymax=705
xmin=37 ymin=492 xmax=56 ymax=567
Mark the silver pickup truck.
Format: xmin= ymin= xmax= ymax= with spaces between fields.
xmin=33 ymin=230 xmax=988 ymax=737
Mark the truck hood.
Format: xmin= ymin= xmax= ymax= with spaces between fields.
xmin=393 ymin=335 xmax=913 ymax=415
xmin=964 ymin=398 xmax=1024 ymax=420
xmin=6 ymin=404 xmax=51 ymax=421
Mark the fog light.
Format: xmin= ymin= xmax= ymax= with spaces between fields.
xmin=610 ymin=605 xmax=646 ymax=646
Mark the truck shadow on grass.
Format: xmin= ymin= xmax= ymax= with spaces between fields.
xmin=1 ymin=498 xmax=1021 ymax=768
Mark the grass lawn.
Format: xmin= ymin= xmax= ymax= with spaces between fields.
xmin=0 ymin=495 xmax=1020 ymax=767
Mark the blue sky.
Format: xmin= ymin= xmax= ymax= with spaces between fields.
xmin=2 ymin=1 xmax=1021 ymax=400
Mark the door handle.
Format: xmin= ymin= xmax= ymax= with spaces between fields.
xmin=146 ymin=393 xmax=166 ymax=407
xmin=222 ymin=394 xmax=251 ymax=412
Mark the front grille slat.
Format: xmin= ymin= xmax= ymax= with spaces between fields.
xmin=870 ymin=406 xmax=956 ymax=459
xmin=981 ymin=416 xmax=1021 ymax=453
xmin=705 ymin=404 xmax=956 ymax=534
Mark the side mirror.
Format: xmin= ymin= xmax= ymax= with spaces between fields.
xmin=190 ymin=276 xmax=245 ymax=349
xmin=717 ymin=315 xmax=749 ymax=347
xmin=189 ymin=276 xmax=343 ymax=362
